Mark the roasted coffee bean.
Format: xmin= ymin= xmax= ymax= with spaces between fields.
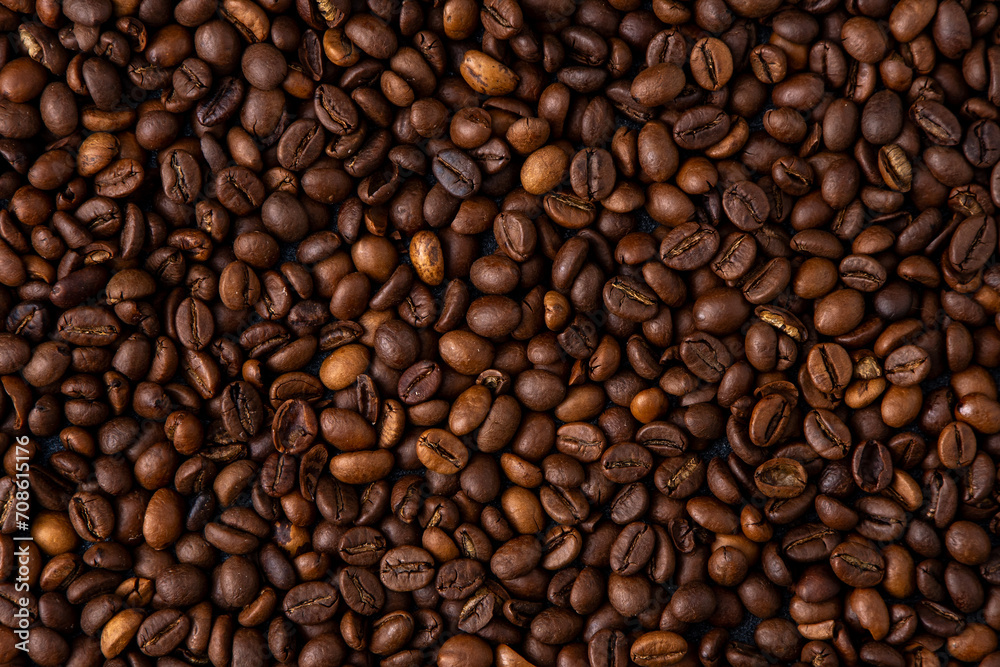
xmin=660 ymin=223 xmax=721 ymax=271
xmin=911 ymin=99 xmax=962 ymax=146
xmin=380 ymin=546 xmax=436 ymax=592
xmin=806 ymin=343 xmax=852 ymax=394
xmin=339 ymin=566 xmax=385 ymax=616
xmin=749 ymin=392 xmax=795 ymax=448
xmin=630 ymin=631 xmax=688 ymax=666
xmin=673 ymin=106 xmax=731 ymax=151
xmin=804 ymin=409 xmax=851 ymax=460
xmin=723 ymin=181 xmax=770 ymax=231
xmin=690 ymin=38 xmax=733 ymax=92
xmin=851 ymin=440 xmax=893 ymax=493
xmin=136 ymin=609 xmax=191 ymax=657
xmin=569 ymin=147 xmax=616 ymax=202
xmin=68 ymin=492 xmax=114 ymax=542
xmin=433 ymin=149 xmax=481 ymax=198
xmin=754 ymin=458 xmax=807 ymax=498
xmin=603 ymin=276 xmax=658 ymax=322
xmin=397 ymin=361 xmax=441 ymax=405
xmin=938 ymin=421 xmax=977 ymax=469
xmin=416 ymin=428 xmax=468 ymax=474
xmin=282 ymin=582 xmax=340 ymax=625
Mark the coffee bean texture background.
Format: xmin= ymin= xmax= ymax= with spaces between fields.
xmin=2 ymin=0 xmax=1000 ymax=666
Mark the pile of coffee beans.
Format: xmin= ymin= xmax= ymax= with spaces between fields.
xmin=5 ymin=0 xmax=1000 ymax=665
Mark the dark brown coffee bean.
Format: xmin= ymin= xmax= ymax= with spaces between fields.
xmin=839 ymin=254 xmax=887 ymax=292
xmin=603 ymin=276 xmax=658 ymax=322
xmin=680 ymin=332 xmax=733 ymax=383
xmin=749 ymin=392 xmax=794 ymax=448
xmin=433 ymin=149 xmax=481 ymax=198
xmin=782 ymin=523 xmax=840 ymax=563
xmin=282 ymin=582 xmax=340 ymax=625
xmin=338 ymin=566 xmax=385 ymax=616
xmin=830 ymin=541 xmax=885 ymax=587
xmin=661 ymin=223 xmax=721 ymax=271
xmin=220 ymin=381 xmax=264 ymax=441
xmin=806 ymin=343 xmax=852 ymax=394
xmin=911 ymin=99 xmax=961 ymax=145
xmin=609 ymin=522 xmax=655 ymax=575
xmin=397 ymin=361 xmax=441 ymax=405
xmin=570 ymin=147 xmax=616 ymax=201
xmin=938 ymin=421 xmax=977 ymax=469
xmin=754 ymin=458 xmax=807 ymax=498
xmin=723 ymin=181 xmax=770 ymax=231
xmin=137 ymin=608 xmax=191 ymax=657
xmin=690 ymin=38 xmax=733 ymax=92
xmin=673 ymin=106 xmax=731 ymax=150
xmin=630 ymin=631 xmax=688 ymax=666
xmin=804 ymin=409 xmax=851 ymax=460
xmin=380 ymin=546 xmax=436 ymax=592
xmin=415 ymin=428 xmax=469 ymax=474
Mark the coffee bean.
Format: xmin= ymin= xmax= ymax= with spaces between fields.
xmin=136 ymin=608 xmax=190 ymax=657
xmin=397 ymin=360 xmax=442 ymax=405
xmin=370 ymin=610 xmax=415 ymax=655
xmin=723 ymin=181 xmax=770 ymax=231
xmin=754 ymin=457 xmax=807 ymax=498
xmin=631 ymin=63 xmax=685 ymax=107
xmin=414 ymin=428 xmax=468 ymax=474
xmin=690 ymin=38 xmax=733 ymax=92
xmin=460 ymin=50 xmax=520 ymax=96
xmin=380 ymin=546 xmax=436 ymax=592
xmin=438 ymin=634 xmax=492 ymax=667
xmin=68 ymin=492 xmax=114 ymax=542
xmin=433 ymin=149 xmax=482 ymax=198
xmin=679 ymin=332 xmax=733 ymax=383
xmin=630 ymin=631 xmax=688 ymax=666
xmin=100 ymin=608 xmax=144 ymax=659
xmin=837 ymin=254 xmax=886 ymax=292
xmin=782 ymin=523 xmax=840 ymax=563
xmin=282 ymin=582 xmax=340 ymax=625
xmin=806 ymin=343 xmax=852 ymax=394
xmin=938 ymin=421 xmax=977 ymax=469
xmin=749 ymin=391 xmax=794 ymax=447
xmin=660 ymin=223 xmax=721 ymax=271
xmin=948 ymin=214 xmax=997 ymax=275
xmin=602 ymin=276 xmax=659 ymax=322
xmin=673 ymin=106 xmax=731 ymax=150
xmin=830 ymin=541 xmax=885 ymax=587
xmin=911 ymin=99 xmax=962 ymax=145
xmin=339 ymin=566 xmax=385 ymax=616
xmin=409 ymin=230 xmax=444 ymax=287
xmin=220 ymin=381 xmax=264 ymax=441
xmin=803 ymin=409 xmax=851 ymax=460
